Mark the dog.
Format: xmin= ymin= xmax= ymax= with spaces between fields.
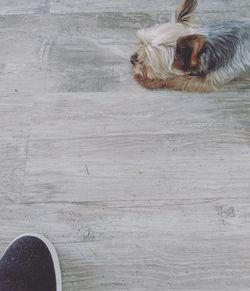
xmin=131 ymin=0 xmax=250 ymax=92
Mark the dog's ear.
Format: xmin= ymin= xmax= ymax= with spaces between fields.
xmin=186 ymin=34 xmax=206 ymax=70
xmin=174 ymin=34 xmax=206 ymax=72
xmin=175 ymin=0 xmax=198 ymax=24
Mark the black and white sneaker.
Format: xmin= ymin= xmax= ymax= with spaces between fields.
xmin=0 ymin=233 xmax=62 ymax=291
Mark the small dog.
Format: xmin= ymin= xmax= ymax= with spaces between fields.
xmin=131 ymin=0 xmax=250 ymax=92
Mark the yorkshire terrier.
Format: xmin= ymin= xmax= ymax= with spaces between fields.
xmin=131 ymin=0 xmax=250 ymax=92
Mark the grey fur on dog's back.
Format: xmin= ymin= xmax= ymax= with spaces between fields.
xmin=201 ymin=20 xmax=250 ymax=73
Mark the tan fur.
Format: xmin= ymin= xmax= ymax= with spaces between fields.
xmin=173 ymin=35 xmax=207 ymax=73
xmin=165 ymin=75 xmax=216 ymax=92
xmin=134 ymin=65 xmax=216 ymax=92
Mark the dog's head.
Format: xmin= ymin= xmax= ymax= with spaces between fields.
xmin=131 ymin=0 xmax=198 ymax=84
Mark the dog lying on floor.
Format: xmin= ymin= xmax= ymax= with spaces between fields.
xmin=131 ymin=0 xmax=250 ymax=92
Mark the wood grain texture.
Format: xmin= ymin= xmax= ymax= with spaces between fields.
xmin=2 ymin=0 xmax=250 ymax=15
xmin=0 ymin=200 xmax=250 ymax=290
xmin=0 ymin=0 xmax=250 ymax=290
xmin=0 ymin=94 xmax=32 ymax=199
xmin=49 ymin=0 xmax=250 ymax=14
xmin=18 ymin=91 xmax=250 ymax=203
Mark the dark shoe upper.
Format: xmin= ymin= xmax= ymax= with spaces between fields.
xmin=0 ymin=235 xmax=61 ymax=291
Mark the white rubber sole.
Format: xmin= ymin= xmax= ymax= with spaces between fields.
xmin=2 ymin=233 xmax=62 ymax=291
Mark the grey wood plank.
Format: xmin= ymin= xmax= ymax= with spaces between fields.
xmin=0 ymin=140 xmax=27 ymax=199
xmin=0 ymin=93 xmax=33 ymax=140
xmin=49 ymin=0 xmax=250 ymax=14
xmin=16 ymin=91 xmax=250 ymax=203
xmin=0 ymin=94 xmax=32 ymax=199
xmin=1 ymin=0 xmax=249 ymax=16
xmin=0 ymin=200 xmax=250 ymax=290
xmin=0 ymin=13 xmax=138 ymax=93
xmin=29 ymin=91 xmax=250 ymax=140
xmin=0 ymin=0 xmax=50 ymax=16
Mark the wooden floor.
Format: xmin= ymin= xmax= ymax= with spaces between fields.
xmin=1 ymin=1 xmax=250 ymax=290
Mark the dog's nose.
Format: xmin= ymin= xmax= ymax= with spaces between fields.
xmin=130 ymin=53 xmax=138 ymax=65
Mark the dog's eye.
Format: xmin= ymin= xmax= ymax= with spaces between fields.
xmin=198 ymin=48 xmax=206 ymax=57
xmin=181 ymin=47 xmax=192 ymax=59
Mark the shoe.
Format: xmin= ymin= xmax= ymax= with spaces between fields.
xmin=0 ymin=233 xmax=62 ymax=291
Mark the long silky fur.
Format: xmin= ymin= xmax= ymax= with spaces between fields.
xmin=132 ymin=0 xmax=250 ymax=92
